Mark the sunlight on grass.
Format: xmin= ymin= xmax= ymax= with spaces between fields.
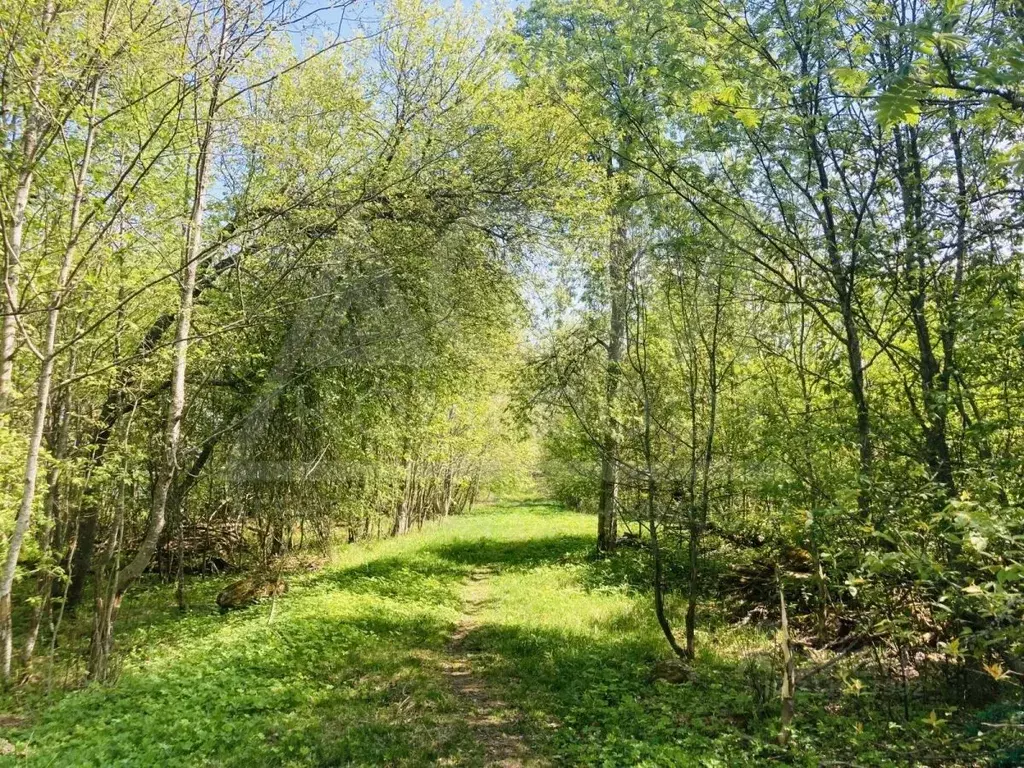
xmin=1 ymin=502 xmax=1005 ymax=767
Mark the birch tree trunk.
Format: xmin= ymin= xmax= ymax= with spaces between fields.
xmin=87 ymin=10 xmax=225 ymax=677
xmin=114 ymin=96 xmax=217 ymax=595
xmin=0 ymin=73 xmax=100 ymax=679
xmin=0 ymin=0 xmax=56 ymax=413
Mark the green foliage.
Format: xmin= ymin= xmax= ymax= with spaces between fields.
xmin=6 ymin=504 xmax=1016 ymax=766
xmin=521 ymin=1 xmax=1024 ymax=751
xmin=0 ymin=0 xmax=580 ymax=674
xmin=0 ymin=0 xmax=1022 ymax=760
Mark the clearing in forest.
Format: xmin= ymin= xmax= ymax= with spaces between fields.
xmin=0 ymin=502 xmax=1008 ymax=766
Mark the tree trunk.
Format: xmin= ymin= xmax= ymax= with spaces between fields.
xmin=68 ymin=267 xmax=232 ymax=609
xmin=686 ymin=273 xmax=724 ymax=661
xmin=651 ymin=510 xmax=687 ymax=660
xmin=792 ymin=36 xmax=874 ymax=518
xmin=894 ymin=125 xmax=956 ymax=495
xmin=0 ymin=70 xmax=99 ymax=678
xmin=393 ymin=454 xmax=414 ymax=536
xmin=598 ymin=206 xmax=627 ymax=552
xmin=89 ymin=38 xmax=224 ymax=680
xmin=635 ymin=288 xmax=686 ymax=661
xmin=21 ymin=573 xmax=50 ymax=673
xmin=88 ymin=586 xmax=122 ymax=683
xmin=778 ymin=584 xmax=796 ymax=747
xmin=0 ymin=0 xmax=56 ymax=412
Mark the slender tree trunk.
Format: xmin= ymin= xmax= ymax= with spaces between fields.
xmin=651 ymin=502 xmax=687 ymax=660
xmin=175 ymin=511 xmax=187 ymax=611
xmin=598 ymin=207 xmax=627 ymax=552
xmin=88 ymin=37 xmax=224 ymax=677
xmin=685 ymin=341 xmax=700 ymax=658
xmin=68 ymin=256 xmax=236 ymax=608
xmin=0 ymin=360 xmax=57 ymax=676
xmin=21 ymin=479 xmax=58 ymax=672
xmin=393 ymin=453 xmax=414 ymax=536
xmin=21 ymin=578 xmax=50 ymax=675
xmin=0 ymin=0 xmax=56 ymax=413
xmin=840 ymin=302 xmax=872 ymax=516
xmin=0 ymin=72 xmax=99 ymax=679
xmin=21 ymin=382 xmax=71 ymax=672
xmin=941 ymin=106 xmax=967 ymax=414
xmin=86 ymin=454 xmax=128 ymax=683
xmin=795 ymin=306 xmax=829 ymax=637
xmin=894 ymin=125 xmax=956 ymax=495
xmin=0 ymin=171 xmax=31 ymax=412
xmin=686 ymin=273 xmax=723 ymax=661
xmin=791 ymin=36 xmax=874 ymax=518
xmin=778 ymin=583 xmax=796 ymax=746
xmin=112 ymin=73 xmax=218 ymax=595
xmin=89 ymin=586 xmax=121 ymax=683
xmin=635 ymin=286 xmax=686 ymax=660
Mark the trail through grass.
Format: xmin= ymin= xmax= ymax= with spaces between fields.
xmin=0 ymin=502 xmax=1011 ymax=766
xmin=438 ymin=566 xmax=539 ymax=767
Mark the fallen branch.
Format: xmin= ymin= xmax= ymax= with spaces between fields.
xmin=796 ymin=635 xmax=869 ymax=685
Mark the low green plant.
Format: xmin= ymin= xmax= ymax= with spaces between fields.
xmin=0 ymin=503 xmax=1017 ymax=766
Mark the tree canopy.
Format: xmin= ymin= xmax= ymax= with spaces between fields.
xmin=0 ymin=0 xmax=1021 ymax=763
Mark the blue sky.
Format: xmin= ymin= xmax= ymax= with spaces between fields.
xmin=300 ymin=0 xmax=521 ymax=42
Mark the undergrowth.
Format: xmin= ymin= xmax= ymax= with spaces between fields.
xmin=0 ymin=500 xmax=1018 ymax=766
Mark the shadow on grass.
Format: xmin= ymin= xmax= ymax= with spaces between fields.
xmin=450 ymin=617 xmax=784 ymax=766
xmin=482 ymin=498 xmax=568 ymax=514
xmin=13 ymin=523 xmax=1009 ymax=768
xmin=453 ymin=612 xmax=1016 ymax=767
xmin=303 ymin=534 xmax=595 ymax=607
xmin=13 ymin=607 xmax=485 ymax=767
xmin=305 ymin=554 xmax=469 ymax=608
xmin=429 ymin=535 xmax=593 ymax=573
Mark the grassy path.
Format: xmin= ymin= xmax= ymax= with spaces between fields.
xmin=439 ymin=567 xmax=540 ymax=767
xmin=3 ymin=500 xmax=986 ymax=767
xmin=4 ymin=501 xmax=636 ymax=767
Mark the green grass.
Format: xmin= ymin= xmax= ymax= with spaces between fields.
xmin=0 ymin=501 xmax=1016 ymax=766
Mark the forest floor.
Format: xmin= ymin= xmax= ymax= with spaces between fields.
xmin=0 ymin=501 xmax=1018 ymax=766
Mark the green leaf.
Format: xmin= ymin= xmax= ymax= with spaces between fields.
xmin=876 ymin=78 xmax=927 ymax=127
xmin=833 ymin=67 xmax=869 ymax=95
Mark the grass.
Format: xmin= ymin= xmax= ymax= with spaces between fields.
xmin=0 ymin=500 xmax=1017 ymax=766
